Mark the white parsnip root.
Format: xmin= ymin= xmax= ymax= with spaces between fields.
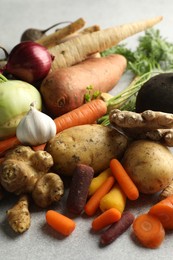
xmin=36 ymin=18 xmax=86 ymax=48
xmin=49 ymin=16 xmax=163 ymax=70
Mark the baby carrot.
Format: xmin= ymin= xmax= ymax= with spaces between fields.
xmin=100 ymin=211 xmax=134 ymax=246
xmin=88 ymin=168 xmax=112 ymax=196
xmin=148 ymin=195 xmax=173 ymax=229
xmin=110 ymin=159 xmax=139 ymax=200
xmin=45 ymin=210 xmax=76 ymax=236
xmin=92 ymin=208 xmax=121 ymax=231
xmin=133 ymin=213 xmax=165 ymax=248
xmin=84 ymin=176 xmax=115 ymax=216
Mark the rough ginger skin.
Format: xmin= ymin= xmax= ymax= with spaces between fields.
xmin=0 ymin=146 xmax=54 ymax=194
xmin=0 ymin=146 xmax=64 ymax=208
xmin=7 ymin=195 xmax=31 ymax=233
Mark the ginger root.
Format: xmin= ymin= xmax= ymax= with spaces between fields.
xmin=159 ymin=180 xmax=173 ymax=200
xmin=0 ymin=146 xmax=54 ymax=194
xmin=145 ymin=129 xmax=173 ymax=147
xmin=109 ymin=109 xmax=173 ymax=146
xmin=0 ymin=145 xmax=64 ymax=208
xmin=32 ymin=173 xmax=64 ymax=208
xmin=7 ymin=195 xmax=31 ymax=233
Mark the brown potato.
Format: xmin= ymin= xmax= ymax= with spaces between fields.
xmin=45 ymin=124 xmax=128 ymax=176
xmin=122 ymin=140 xmax=173 ymax=194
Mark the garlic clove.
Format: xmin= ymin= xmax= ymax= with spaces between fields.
xmin=16 ymin=102 xmax=56 ymax=146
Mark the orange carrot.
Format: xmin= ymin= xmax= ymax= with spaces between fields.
xmin=45 ymin=210 xmax=76 ymax=236
xmin=32 ymin=143 xmax=46 ymax=151
xmin=110 ymin=159 xmax=139 ymax=200
xmin=0 ymin=99 xmax=107 ymax=155
xmin=148 ymin=195 xmax=173 ymax=229
xmin=54 ymin=99 xmax=107 ymax=132
xmin=92 ymin=208 xmax=121 ymax=231
xmin=133 ymin=213 xmax=165 ymax=249
xmin=0 ymin=136 xmax=21 ymax=157
xmin=84 ymin=176 xmax=115 ymax=216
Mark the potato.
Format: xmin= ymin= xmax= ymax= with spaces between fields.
xmin=45 ymin=124 xmax=128 ymax=176
xmin=122 ymin=140 xmax=173 ymax=194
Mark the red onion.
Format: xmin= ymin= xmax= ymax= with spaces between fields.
xmin=4 ymin=41 xmax=54 ymax=83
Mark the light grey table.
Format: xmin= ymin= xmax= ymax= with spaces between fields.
xmin=0 ymin=0 xmax=172 ymax=259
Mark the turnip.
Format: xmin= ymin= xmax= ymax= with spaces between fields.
xmin=136 ymin=73 xmax=173 ymax=113
xmin=0 ymin=75 xmax=42 ymax=140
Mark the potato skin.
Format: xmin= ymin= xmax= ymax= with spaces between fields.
xmin=122 ymin=140 xmax=173 ymax=194
xmin=45 ymin=124 xmax=128 ymax=176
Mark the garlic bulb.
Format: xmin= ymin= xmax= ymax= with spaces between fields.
xmin=16 ymin=102 xmax=56 ymax=146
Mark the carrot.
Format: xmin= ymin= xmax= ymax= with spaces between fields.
xmin=110 ymin=159 xmax=139 ymax=200
xmin=45 ymin=210 xmax=76 ymax=236
xmin=148 ymin=195 xmax=173 ymax=229
xmin=100 ymin=211 xmax=134 ymax=245
xmin=40 ymin=54 xmax=127 ymax=117
xmin=49 ymin=16 xmax=162 ymax=70
xmin=54 ymin=99 xmax=107 ymax=132
xmin=88 ymin=168 xmax=112 ymax=196
xmin=0 ymin=136 xmax=21 ymax=157
xmin=0 ymin=99 xmax=107 ymax=155
xmin=92 ymin=208 xmax=121 ymax=231
xmin=133 ymin=213 xmax=165 ymax=248
xmin=32 ymin=143 xmax=46 ymax=151
xmin=84 ymin=176 xmax=115 ymax=216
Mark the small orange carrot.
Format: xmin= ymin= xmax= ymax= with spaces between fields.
xmin=92 ymin=208 xmax=121 ymax=231
xmin=45 ymin=210 xmax=76 ymax=236
xmin=0 ymin=99 xmax=107 ymax=155
xmin=148 ymin=195 xmax=173 ymax=229
xmin=84 ymin=176 xmax=115 ymax=216
xmin=110 ymin=159 xmax=139 ymax=200
xmin=133 ymin=213 xmax=165 ymax=249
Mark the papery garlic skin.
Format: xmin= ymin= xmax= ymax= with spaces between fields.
xmin=16 ymin=103 xmax=56 ymax=146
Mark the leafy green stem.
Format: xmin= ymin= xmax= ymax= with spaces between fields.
xmin=98 ymin=28 xmax=173 ymax=126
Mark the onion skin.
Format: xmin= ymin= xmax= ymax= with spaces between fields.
xmin=5 ymin=41 xmax=53 ymax=83
xmin=0 ymin=80 xmax=42 ymax=140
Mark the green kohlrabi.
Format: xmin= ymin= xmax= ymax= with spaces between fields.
xmin=0 ymin=74 xmax=42 ymax=140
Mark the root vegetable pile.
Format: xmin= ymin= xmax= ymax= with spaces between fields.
xmin=2 ymin=15 xmax=173 ymax=251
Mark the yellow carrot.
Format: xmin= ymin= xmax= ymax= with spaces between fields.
xmin=88 ymin=168 xmax=112 ymax=196
xmin=84 ymin=176 xmax=115 ymax=216
xmin=49 ymin=16 xmax=162 ymax=70
xmin=100 ymin=183 xmax=126 ymax=213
